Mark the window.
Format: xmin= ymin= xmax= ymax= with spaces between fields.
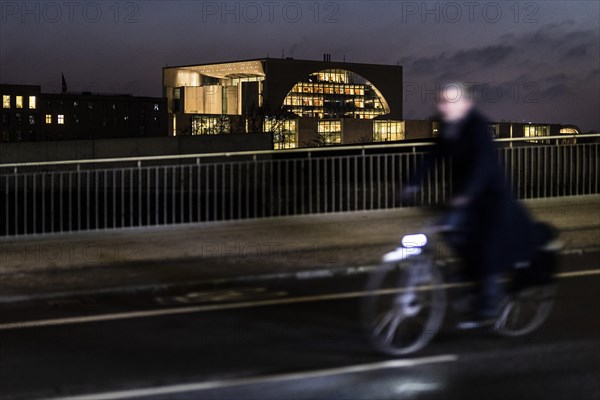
xmin=317 ymin=120 xmax=342 ymax=144
xmin=16 ymin=96 xmax=23 ymax=108
xmin=432 ymin=122 xmax=440 ymax=137
xmin=1 ymin=112 xmax=8 ymax=125
xmin=191 ymin=115 xmax=231 ymax=135
xmin=1 ymin=130 xmax=9 ymax=142
xmin=373 ymin=120 xmax=405 ymax=142
xmin=58 ymin=115 xmax=65 ymax=124
xmin=560 ymin=127 xmax=578 ymax=134
xmin=488 ymin=124 xmax=500 ymax=138
xmin=45 ymin=114 xmax=52 ymax=124
xmin=3 ymin=95 xmax=10 ymax=109
xmin=283 ymin=69 xmax=389 ymax=120
xmin=154 ymin=104 xmax=160 ymax=111
xmin=265 ymin=118 xmax=298 ymax=150
xmin=15 ymin=113 xmax=22 ymax=124
xmin=29 ymin=96 xmax=36 ymax=109
xmin=524 ymin=125 xmax=549 ymax=137
xmin=74 ymin=100 xmax=79 ymax=107
xmin=524 ymin=124 xmax=550 ymax=143
xmin=28 ymin=115 xmax=35 ymax=125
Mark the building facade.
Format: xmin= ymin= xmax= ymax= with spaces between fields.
xmin=163 ymin=57 xmax=404 ymax=149
xmin=1 ymin=84 xmax=168 ymax=142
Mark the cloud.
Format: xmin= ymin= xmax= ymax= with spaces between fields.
xmin=562 ymin=44 xmax=588 ymax=58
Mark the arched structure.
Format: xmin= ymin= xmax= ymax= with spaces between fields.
xmin=282 ymin=69 xmax=390 ymax=119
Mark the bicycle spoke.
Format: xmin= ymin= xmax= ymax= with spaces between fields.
xmin=384 ymin=314 xmax=403 ymax=345
xmin=496 ymin=301 xmax=514 ymax=329
xmin=509 ymin=303 xmax=522 ymax=328
xmin=373 ymin=309 xmax=397 ymax=337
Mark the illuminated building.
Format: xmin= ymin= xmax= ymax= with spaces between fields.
xmin=0 ymin=84 xmax=167 ymax=142
xmin=163 ymin=56 xmax=405 ymax=149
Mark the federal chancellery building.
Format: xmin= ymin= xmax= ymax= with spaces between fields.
xmin=162 ymin=56 xmax=420 ymax=149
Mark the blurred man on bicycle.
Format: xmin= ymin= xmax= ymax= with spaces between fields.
xmin=404 ymin=82 xmax=540 ymax=325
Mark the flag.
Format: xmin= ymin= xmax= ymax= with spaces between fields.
xmin=61 ymin=72 xmax=67 ymax=93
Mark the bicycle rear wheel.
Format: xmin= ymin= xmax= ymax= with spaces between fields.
xmin=361 ymin=258 xmax=447 ymax=355
xmin=494 ymin=284 xmax=557 ymax=337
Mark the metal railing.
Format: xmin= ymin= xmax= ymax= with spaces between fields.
xmin=1 ymin=137 xmax=598 ymax=237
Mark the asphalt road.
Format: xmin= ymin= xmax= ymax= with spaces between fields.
xmin=0 ymin=251 xmax=599 ymax=400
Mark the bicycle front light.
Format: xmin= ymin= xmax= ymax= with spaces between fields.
xmin=401 ymin=233 xmax=428 ymax=248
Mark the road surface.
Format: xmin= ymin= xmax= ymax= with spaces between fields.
xmin=1 ymin=251 xmax=599 ymax=400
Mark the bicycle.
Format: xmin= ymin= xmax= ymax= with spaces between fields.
xmin=361 ymin=220 xmax=561 ymax=356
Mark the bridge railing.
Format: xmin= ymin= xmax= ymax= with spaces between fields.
xmin=0 ymin=136 xmax=598 ymax=237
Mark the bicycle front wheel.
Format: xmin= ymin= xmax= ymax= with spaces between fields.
xmin=361 ymin=257 xmax=447 ymax=355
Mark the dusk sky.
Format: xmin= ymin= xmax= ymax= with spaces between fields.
xmin=1 ymin=0 xmax=599 ymax=131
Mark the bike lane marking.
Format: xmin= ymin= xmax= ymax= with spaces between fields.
xmin=1 ymin=269 xmax=599 ymax=331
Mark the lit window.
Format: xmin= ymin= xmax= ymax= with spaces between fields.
xmin=560 ymin=127 xmax=579 ymax=134
xmin=29 ymin=96 xmax=36 ymax=109
xmin=524 ymin=124 xmax=550 ymax=143
xmin=317 ymin=120 xmax=342 ymax=144
xmin=58 ymin=115 xmax=65 ymax=124
xmin=16 ymin=96 xmax=23 ymax=109
xmin=264 ymin=117 xmax=298 ymax=149
xmin=3 ymin=95 xmax=10 ymax=109
xmin=373 ymin=120 xmax=405 ymax=142
xmin=191 ymin=115 xmax=230 ymax=135
xmin=283 ymin=69 xmax=388 ymax=120
xmin=45 ymin=114 xmax=52 ymax=124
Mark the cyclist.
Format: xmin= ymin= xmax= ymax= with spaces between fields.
xmin=403 ymin=82 xmax=540 ymax=326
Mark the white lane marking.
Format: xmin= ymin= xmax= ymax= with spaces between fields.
xmin=0 ymin=282 xmax=469 ymax=331
xmin=46 ymin=354 xmax=457 ymax=400
xmin=1 ymin=268 xmax=599 ymax=331
xmin=556 ymin=269 xmax=600 ymax=278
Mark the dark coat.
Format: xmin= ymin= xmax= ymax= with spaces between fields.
xmin=416 ymin=108 xmax=537 ymax=274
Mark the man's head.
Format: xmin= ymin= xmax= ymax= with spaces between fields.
xmin=437 ymin=82 xmax=474 ymax=123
